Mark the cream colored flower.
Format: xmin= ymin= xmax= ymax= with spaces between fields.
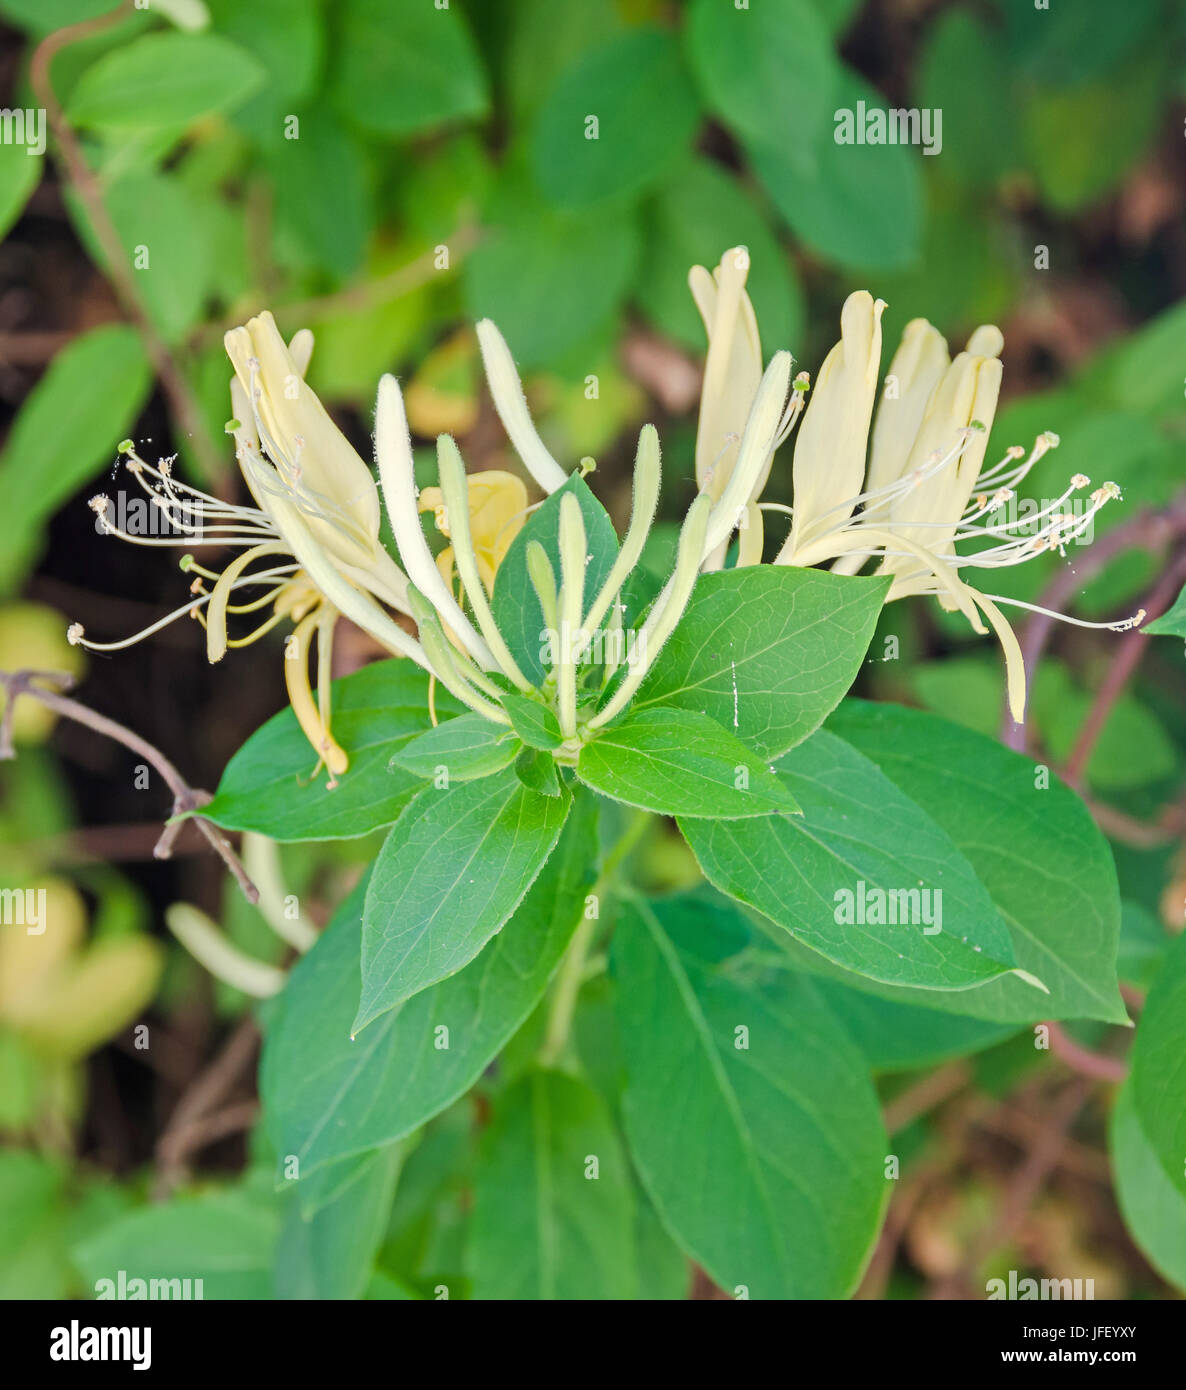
xmin=687 ymin=262 xmax=1136 ymax=723
xmin=73 ymin=316 xmax=427 ymax=781
xmin=417 ymin=469 xmax=529 ymax=598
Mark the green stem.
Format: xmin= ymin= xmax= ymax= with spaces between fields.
xmin=538 ymin=809 xmax=651 ymax=1067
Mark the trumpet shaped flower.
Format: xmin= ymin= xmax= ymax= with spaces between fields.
xmin=689 ymin=266 xmax=1138 ymax=722
xmin=72 ymin=314 xmax=427 ymax=781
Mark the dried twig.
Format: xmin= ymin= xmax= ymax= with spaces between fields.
xmin=1062 ymin=546 xmax=1186 ymax=787
xmin=154 ymin=1017 xmax=260 ymax=1196
xmin=0 ymin=667 xmax=257 ymax=902
xmin=884 ymin=1061 xmax=971 ymax=1134
xmin=929 ymin=1079 xmax=1093 ymax=1299
xmin=1044 ymin=1020 xmax=1129 ymax=1084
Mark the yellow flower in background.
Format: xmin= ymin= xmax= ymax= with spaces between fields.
xmin=0 ymin=878 xmax=161 ymax=1063
xmin=418 ymin=469 xmax=529 ymax=598
xmin=0 ymin=603 xmax=84 ymax=744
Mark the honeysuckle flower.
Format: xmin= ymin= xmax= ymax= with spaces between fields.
xmin=71 ymin=315 xmax=429 ymax=782
xmin=689 ymin=268 xmax=1138 ymax=722
xmin=377 ymin=360 xmax=717 ymax=754
xmin=690 ymin=247 xmax=795 ymax=569
xmin=690 ymin=248 xmax=763 ymax=504
xmin=417 ymin=468 xmax=529 ymax=599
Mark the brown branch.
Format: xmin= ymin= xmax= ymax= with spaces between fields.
xmin=1044 ymin=1020 xmax=1129 ymax=1084
xmin=154 ymin=1017 xmax=260 ymax=1196
xmin=1062 ymin=546 xmax=1186 ymax=787
xmin=884 ymin=1061 xmax=971 ymax=1134
xmin=0 ymin=667 xmax=257 ymax=902
xmin=28 ymin=6 xmax=226 ymax=484
xmin=929 ymin=1078 xmax=1093 ymax=1299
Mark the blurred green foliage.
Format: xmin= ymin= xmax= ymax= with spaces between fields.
xmin=0 ymin=0 xmax=1184 ymax=1303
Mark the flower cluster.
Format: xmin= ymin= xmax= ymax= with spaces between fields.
xmin=74 ymin=246 xmax=1135 ymax=775
xmin=690 ymin=248 xmax=1139 ymax=720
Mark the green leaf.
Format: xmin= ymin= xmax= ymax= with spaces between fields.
xmin=1021 ymin=54 xmax=1165 ymax=213
xmin=0 ymin=1151 xmax=70 ymax=1298
xmin=828 ymin=701 xmax=1128 ymax=1024
xmin=578 ymin=707 xmax=801 ymax=819
xmin=612 ymin=894 xmax=888 ymax=1298
xmin=748 ymin=67 xmax=924 ymax=271
xmin=470 ymin=1070 xmax=635 ymax=1299
xmin=0 ymin=139 xmax=41 ymax=242
xmin=1001 ymin=0 xmax=1162 ymax=86
xmin=355 ymin=766 xmax=573 ymax=1031
xmin=686 ymin=0 xmax=837 ymax=167
xmin=275 ymin=1144 xmax=402 ymax=1300
xmin=206 ymin=0 xmax=323 ymax=116
xmin=0 ymin=324 xmax=151 ymax=593
xmin=67 ymin=32 xmax=265 ymax=131
xmin=514 ymin=746 xmax=563 ymax=797
xmin=1144 ymin=586 xmax=1186 ymax=638
xmin=263 ymin=796 xmax=597 ymax=1177
xmin=330 ymin=0 xmax=489 ymax=136
xmin=531 ymin=29 xmax=700 ymax=209
xmin=501 ymin=693 xmax=563 ymax=750
xmin=491 ymin=474 xmax=619 ymax=687
xmin=638 ymin=157 xmax=803 ymax=355
xmin=391 ymin=713 xmax=521 ymax=783
xmin=915 ymin=10 xmax=1019 ymax=188
xmin=71 ymin=171 xmax=211 ymax=343
xmin=73 ymin=1183 xmax=280 ymax=1301
xmin=636 ymin=567 xmax=888 ymax=760
xmin=808 ymin=978 xmax=1018 ymax=1072
xmin=1111 ymin=1082 xmax=1186 ymax=1293
xmin=203 ymin=662 xmax=456 ymax=841
xmin=1131 ymin=932 xmax=1186 ymax=1200
xmin=682 ymin=729 xmax=1023 ymax=992
xmin=465 ymin=170 xmax=640 ymax=369
xmin=262 ymin=113 xmax=369 ymax=281
xmin=0 ymin=0 xmax=120 ymax=32
xmin=1118 ymin=901 xmax=1171 ymax=993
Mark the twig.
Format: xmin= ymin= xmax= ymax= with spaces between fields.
xmin=191 ymin=225 xmax=482 ymax=349
xmin=1044 ymin=1021 xmax=1128 ymax=1084
xmin=1002 ymin=491 xmax=1186 ymax=752
xmin=884 ymin=1061 xmax=971 ymax=1134
xmin=0 ymin=667 xmax=257 ymax=902
xmin=155 ymin=1100 xmax=260 ymax=1165
xmin=1062 ymin=547 xmax=1186 ymax=787
xmin=28 ymin=6 xmax=226 ymax=483
xmin=929 ymin=1078 xmax=1093 ymax=1299
xmin=154 ymin=1017 xmax=260 ymax=1196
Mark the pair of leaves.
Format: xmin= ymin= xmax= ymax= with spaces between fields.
xmin=464 ymin=890 xmax=890 ymax=1300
